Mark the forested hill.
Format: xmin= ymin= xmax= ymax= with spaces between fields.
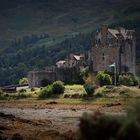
xmin=0 ymin=0 xmax=140 ymax=86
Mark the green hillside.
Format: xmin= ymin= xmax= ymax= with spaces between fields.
xmin=0 ymin=0 xmax=140 ymax=85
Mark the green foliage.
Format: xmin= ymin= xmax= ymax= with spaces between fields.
xmin=52 ymin=81 xmax=65 ymax=95
xmin=30 ymin=88 xmax=35 ymax=92
xmin=15 ymin=93 xmax=30 ymax=99
xmin=78 ymin=102 xmax=140 ymax=140
xmin=39 ymin=81 xmax=65 ymax=98
xmin=0 ymin=32 xmax=93 ymax=86
xmin=96 ymin=71 xmax=112 ymax=86
xmin=80 ymin=67 xmax=89 ymax=80
xmin=64 ymin=85 xmax=86 ymax=98
xmin=119 ymin=74 xmax=139 ymax=86
xmin=131 ymin=75 xmax=140 ymax=86
xmin=18 ymin=89 xmax=27 ymax=93
xmin=0 ymin=90 xmax=7 ymax=100
xmin=83 ymin=84 xmax=94 ymax=97
xmin=41 ymin=79 xmax=51 ymax=87
xmin=39 ymin=85 xmax=53 ymax=99
xmin=82 ymin=73 xmax=95 ymax=97
xmin=19 ymin=77 xmax=28 ymax=85
xmin=0 ymin=89 xmax=3 ymax=95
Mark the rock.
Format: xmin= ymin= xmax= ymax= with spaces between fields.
xmin=106 ymin=103 xmax=121 ymax=107
xmin=71 ymin=108 xmax=76 ymax=112
xmin=0 ymin=112 xmax=15 ymax=119
xmin=47 ymin=101 xmax=58 ymax=104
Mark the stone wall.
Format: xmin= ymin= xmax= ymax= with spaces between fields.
xmin=28 ymin=67 xmax=80 ymax=87
xmin=56 ymin=67 xmax=80 ymax=83
xmin=28 ymin=71 xmax=56 ymax=87
xmin=92 ymin=45 xmax=120 ymax=72
xmin=136 ymin=64 xmax=140 ymax=78
xmin=121 ymin=40 xmax=136 ymax=74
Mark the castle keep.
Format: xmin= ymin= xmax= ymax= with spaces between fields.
xmin=90 ymin=25 xmax=136 ymax=74
xmin=28 ymin=25 xmax=136 ymax=87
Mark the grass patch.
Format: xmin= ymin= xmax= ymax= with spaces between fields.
xmin=94 ymin=86 xmax=140 ymax=99
xmin=63 ymin=85 xmax=86 ymax=98
xmin=0 ymin=85 xmax=140 ymax=106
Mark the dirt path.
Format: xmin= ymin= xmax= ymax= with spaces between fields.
xmin=0 ymin=101 xmax=126 ymax=140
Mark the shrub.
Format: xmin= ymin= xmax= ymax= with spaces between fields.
xmin=30 ymin=88 xmax=35 ymax=92
xmin=39 ymin=81 xmax=65 ymax=99
xmin=63 ymin=85 xmax=86 ymax=98
xmin=18 ymin=89 xmax=26 ymax=93
xmin=83 ymin=84 xmax=95 ymax=97
xmin=19 ymin=77 xmax=28 ymax=85
xmin=15 ymin=93 xmax=30 ymax=99
xmin=52 ymin=81 xmax=65 ymax=95
xmin=41 ymin=79 xmax=51 ymax=87
xmin=0 ymin=89 xmax=3 ymax=95
xmin=0 ymin=94 xmax=7 ymax=100
xmin=96 ymin=71 xmax=112 ymax=86
xmin=64 ymin=93 xmax=84 ymax=98
xmin=131 ymin=75 xmax=139 ymax=86
xmin=80 ymin=67 xmax=89 ymax=82
xmin=78 ymin=111 xmax=122 ymax=140
xmin=119 ymin=74 xmax=139 ymax=86
xmin=78 ymin=102 xmax=140 ymax=140
xmin=39 ymin=85 xmax=53 ymax=99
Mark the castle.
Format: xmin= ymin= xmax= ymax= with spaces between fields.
xmin=90 ymin=25 xmax=136 ymax=74
xmin=28 ymin=25 xmax=137 ymax=87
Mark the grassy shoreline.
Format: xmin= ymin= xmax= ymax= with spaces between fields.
xmin=0 ymin=85 xmax=140 ymax=106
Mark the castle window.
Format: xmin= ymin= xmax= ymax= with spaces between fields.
xmin=102 ymin=53 xmax=105 ymax=60
xmin=95 ymin=39 xmax=97 ymax=44
xmin=98 ymin=39 xmax=101 ymax=44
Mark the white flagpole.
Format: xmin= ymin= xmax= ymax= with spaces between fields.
xmin=109 ymin=62 xmax=117 ymax=86
xmin=114 ymin=63 xmax=117 ymax=86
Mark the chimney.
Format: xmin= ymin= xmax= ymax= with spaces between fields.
xmin=101 ymin=24 xmax=108 ymax=34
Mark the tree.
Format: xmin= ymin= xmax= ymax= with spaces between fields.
xmin=96 ymin=71 xmax=112 ymax=86
xmin=19 ymin=77 xmax=28 ymax=85
xmin=80 ymin=67 xmax=89 ymax=82
xmin=52 ymin=81 xmax=65 ymax=95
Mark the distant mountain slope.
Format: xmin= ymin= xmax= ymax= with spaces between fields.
xmin=0 ymin=0 xmax=140 ymax=85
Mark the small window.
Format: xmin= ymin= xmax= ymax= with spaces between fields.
xmin=102 ymin=53 xmax=105 ymax=60
xmin=98 ymin=39 xmax=101 ymax=44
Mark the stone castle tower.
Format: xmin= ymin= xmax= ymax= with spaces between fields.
xmin=90 ymin=25 xmax=136 ymax=74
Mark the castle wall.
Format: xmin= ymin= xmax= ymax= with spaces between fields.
xmin=56 ymin=67 xmax=79 ymax=83
xmin=121 ymin=42 xmax=132 ymax=73
xmin=92 ymin=45 xmax=120 ymax=72
xmin=28 ymin=71 xmax=56 ymax=87
xmin=136 ymin=64 xmax=140 ymax=78
xmin=28 ymin=67 xmax=80 ymax=87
